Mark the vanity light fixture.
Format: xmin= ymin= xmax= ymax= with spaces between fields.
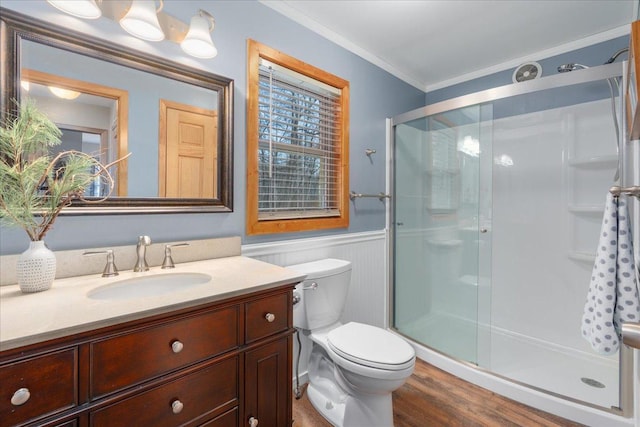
xmin=181 ymin=10 xmax=217 ymax=59
xmin=47 ymin=0 xmax=218 ymax=59
xmin=48 ymin=86 xmax=82 ymax=100
xmin=46 ymin=0 xmax=102 ymax=19
xmin=119 ymin=0 xmax=165 ymax=42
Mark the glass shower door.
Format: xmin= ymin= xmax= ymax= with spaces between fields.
xmin=393 ymin=104 xmax=487 ymax=364
xmin=391 ymin=64 xmax=629 ymax=413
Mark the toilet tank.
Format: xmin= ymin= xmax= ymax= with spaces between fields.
xmin=286 ymin=258 xmax=352 ymax=330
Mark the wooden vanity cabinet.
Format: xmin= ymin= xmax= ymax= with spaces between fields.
xmin=0 ymin=285 xmax=294 ymax=427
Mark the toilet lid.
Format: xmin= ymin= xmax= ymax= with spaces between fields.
xmin=327 ymin=322 xmax=415 ymax=371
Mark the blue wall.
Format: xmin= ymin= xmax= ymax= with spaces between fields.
xmin=0 ymin=0 xmax=425 ymax=254
xmin=0 ymin=1 xmax=630 ymax=255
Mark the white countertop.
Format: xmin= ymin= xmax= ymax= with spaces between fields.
xmin=0 ymin=256 xmax=306 ymax=352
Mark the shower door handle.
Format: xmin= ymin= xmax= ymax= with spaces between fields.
xmin=621 ymin=322 xmax=640 ymax=349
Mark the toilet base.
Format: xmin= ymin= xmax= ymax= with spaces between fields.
xmin=306 ymin=343 xmax=395 ymax=427
xmin=307 ymin=383 xmax=345 ymax=427
xmin=307 ymin=382 xmax=394 ymax=427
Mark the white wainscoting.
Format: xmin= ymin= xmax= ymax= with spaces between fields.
xmin=242 ymin=230 xmax=388 ymax=384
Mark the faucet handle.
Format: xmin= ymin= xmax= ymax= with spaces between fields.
xmin=83 ymin=249 xmax=119 ymax=277
xmin=162 ymin=243 xmax=189 ymax=269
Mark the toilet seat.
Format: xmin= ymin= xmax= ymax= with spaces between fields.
xmin=327 ymin=322 xmax=415 ymax=371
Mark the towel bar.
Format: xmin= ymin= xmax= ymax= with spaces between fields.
xmin=609 ymin=186 xmax=640 ymax=198
xmin=622 ymin=322 xmax=640 ymax=349
xmin=349 ymin=191 xmax=391 ymax=201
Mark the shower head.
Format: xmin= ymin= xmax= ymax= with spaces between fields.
xmin=604 ymin=47 xmax=629 ymax=64
xmin=558 ymin=48 xmax=629 ymax=73
xmin=557 ymin=63 xmax=589 ymax=73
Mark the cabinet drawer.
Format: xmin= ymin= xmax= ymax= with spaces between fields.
xmin=199 ymin=407 xmax=238 ymax=427
xmin=245 ymin=292 xmax=289 ymax=343
xmin=0 ymin=348 xmax=77 ymax=427
xmin=90 ymin=305 xmax=238 ymax=398
xmin=51 ymin=420 xmax=77 ymax=427
xmin=90 ymin=356 xmax=238 ymax=427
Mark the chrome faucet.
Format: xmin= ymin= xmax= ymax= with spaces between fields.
xmin=134 ymin=235 xmax=151 ymax=272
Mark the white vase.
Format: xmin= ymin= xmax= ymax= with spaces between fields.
xmin=16 ymin=241 xmax=57 ymax=293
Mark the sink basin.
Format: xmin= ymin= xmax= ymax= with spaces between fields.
xmin=87 ymin=272 xmax=211 ymax=300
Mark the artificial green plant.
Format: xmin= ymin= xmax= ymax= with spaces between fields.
xmin=0 ymin=99 xmax=123 ymax=241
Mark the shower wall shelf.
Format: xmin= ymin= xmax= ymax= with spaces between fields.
xmin=568 ymin=251 xmax=596 ymax=263
xmin=567 ymin=156 xmax=618 ymax=167
xmin=567 ymin=205 xmax=605 ymax=214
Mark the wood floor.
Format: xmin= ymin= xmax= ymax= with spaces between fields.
xmin=292 ymin=359 xmax=584 ymax=427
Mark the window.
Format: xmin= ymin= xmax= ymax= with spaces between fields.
xmin=246 ymin=40 xmax=349 ymax=235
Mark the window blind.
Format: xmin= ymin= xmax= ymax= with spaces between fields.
xmin=258 ymin=60 xmax=342 ymax=220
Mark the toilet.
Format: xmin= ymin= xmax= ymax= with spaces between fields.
xmin=288 ymin=258 xmax=415 ymax=427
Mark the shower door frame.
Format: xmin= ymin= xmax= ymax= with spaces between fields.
xmin=388 ymin=61 xmax=634 ymax=417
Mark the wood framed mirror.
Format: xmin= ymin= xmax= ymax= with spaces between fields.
xmin=0 ymin=8 xmax=233 ymax=214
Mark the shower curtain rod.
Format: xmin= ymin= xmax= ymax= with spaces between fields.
xmin=392 ymin=61 xmax=623 ymax=127
xmin=609 ymin=185 xmax=640 ymax=197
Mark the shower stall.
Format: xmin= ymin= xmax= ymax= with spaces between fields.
xmin=390 ymin=61 xmax=634 ymax=423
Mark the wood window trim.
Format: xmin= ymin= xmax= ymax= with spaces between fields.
xmin=246 ymin=39 xmax=350 ymax=235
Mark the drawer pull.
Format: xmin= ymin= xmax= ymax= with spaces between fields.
xmin=171 ymin=399 xmax=184 ymax=414
xmin=248 ymin=416 xmax=259 ymax=427
xmin=11 ymin=388 xmax=30 ymax=406
xmin=265 ymin=313 xmax=276 ymax=323
xmin=171 ymin=340 xmax=184 ymax=353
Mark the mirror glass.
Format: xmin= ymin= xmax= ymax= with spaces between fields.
xmin=1 ymin=9 xmax=233 ymax=213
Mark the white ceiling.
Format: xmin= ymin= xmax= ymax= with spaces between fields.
xmin=261 ymin=0 xmax=637 ymax=91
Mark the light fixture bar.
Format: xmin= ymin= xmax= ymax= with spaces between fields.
xmin=47 ymin=0 xmax=217 ymax=60
xmin=98 ymin=1 xmax=189 ymax=43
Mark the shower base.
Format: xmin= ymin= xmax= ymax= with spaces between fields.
xmin=398 ymin=312 xmax=618 ymax=408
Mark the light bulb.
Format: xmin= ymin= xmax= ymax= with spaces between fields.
xmin=120 ymin=0 xmax=165 ymax=42
xmin=47 ymin=0 xmax=102 ymax=19
xmin=48 ymin=86 xmax=82 ymax=100
xmin=181 ymin=12 xmax=217 ymax=59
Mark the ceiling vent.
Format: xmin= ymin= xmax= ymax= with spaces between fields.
xmin=512 ymin=62 xmax=542 ymax=83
